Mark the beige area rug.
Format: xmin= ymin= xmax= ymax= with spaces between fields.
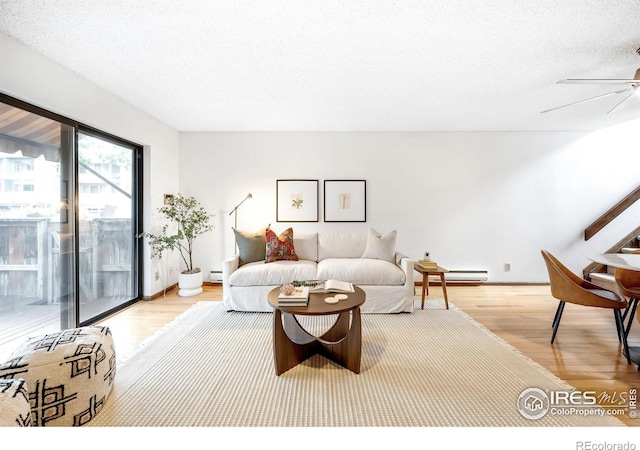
xmin=90 ymin=300 xmax=623 ymax=427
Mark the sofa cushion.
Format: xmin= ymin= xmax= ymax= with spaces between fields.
xmin=317 ymin=258 xmax=406 ymax=285
xmin=318 ymin=234 xmax=367 ymax=260
xmin=266 ymin=227 xmax=299 ymax=262
xmin=229 ymin=260 xmax=318 ymax=286
xmin=233 ymin=226 xmax=269 ymax=265
xmin=361 ymin=228 xmax=397 ymax=262
xmin=293 ymin=233 xmax=318 ymax=261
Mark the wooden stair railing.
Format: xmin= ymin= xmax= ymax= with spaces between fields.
xmin=584 ymin=184 xmax=640 ymax=241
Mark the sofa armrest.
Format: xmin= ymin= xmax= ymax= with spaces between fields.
xmin=395 ymin=252 xmax=409 ymax=266
xmin=395 ymin=253 xmax=414 ymax=287
xmin=222 ymin=255 xmax=240 ymax=293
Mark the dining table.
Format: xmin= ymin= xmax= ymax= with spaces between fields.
xmin=588 ymin=253 xmax=640 ymax=366
xmin=588 ymin=253 xmax=640 ymax=271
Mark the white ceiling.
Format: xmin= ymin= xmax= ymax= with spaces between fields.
xmin=1 ymin=0 xmax=640 ymax=132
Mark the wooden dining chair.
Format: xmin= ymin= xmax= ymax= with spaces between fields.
xmin=541 ymin=250 xmax=631 ymax=364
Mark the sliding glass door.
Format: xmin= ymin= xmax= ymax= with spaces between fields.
xmin=77 ymin=130 xmax=138 ymax=322
xmin=0 ymin=95 xmax=142 ymax=357
xmin=0 ymin=100 xmax=76 ymax=356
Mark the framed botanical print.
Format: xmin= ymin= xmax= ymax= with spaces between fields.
xmin=276 ymin=179 xmax=319 ymax=222
xmin=324 ymin=180 xmax=366 ymax=222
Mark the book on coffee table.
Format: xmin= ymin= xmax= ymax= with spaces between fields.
xmin=278 ymin=286 xmax=310 ymax=306
xmin=310 ymin=280 xmax=355 ymax=294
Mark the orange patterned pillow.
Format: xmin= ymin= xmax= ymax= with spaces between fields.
xmin=265 ymin=227 xmax=299 ymax=262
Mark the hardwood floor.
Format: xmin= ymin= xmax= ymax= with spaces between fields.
xmin=97 ymin=283 xmax=640 ymax=426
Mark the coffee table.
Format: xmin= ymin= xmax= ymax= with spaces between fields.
xmin=267 ymin=285 xmax=366 ymax=376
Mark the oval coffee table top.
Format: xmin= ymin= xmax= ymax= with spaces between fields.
xmin=267 ymin=285 xmax=365 ymax=316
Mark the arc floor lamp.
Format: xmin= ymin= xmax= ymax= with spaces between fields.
xmin=229 ymin=193 xmax=252 ymax=252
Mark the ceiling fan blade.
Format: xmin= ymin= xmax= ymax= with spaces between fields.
xmin=558 ymin=67 xmax=640 ymax=85
xmin=607 ymin=90 xmax=637 ymax=114
xmin=558 ymin=79 xmax=638 ymax=85
xmin=541 ymin=87 xmax=632 ymax=113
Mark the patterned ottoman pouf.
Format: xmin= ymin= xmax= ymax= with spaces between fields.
xmin=0 ymin=326 xmax=116 ymax=426
xmin=0 ymin=378 xmax=31 ymax=426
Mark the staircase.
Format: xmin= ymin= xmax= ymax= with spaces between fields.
xmin=584 ymin=238 xmax=640 ymax=293
xmin=582 ymin=183 xmax=640 ymax=291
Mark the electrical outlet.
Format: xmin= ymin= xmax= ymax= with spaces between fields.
xmin=504 ymin=263 xmax=511 ymax=272
xmin=154 ymin=271 xmax=160 ymax=280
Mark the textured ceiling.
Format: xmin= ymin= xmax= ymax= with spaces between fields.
xmin=1 ymin=0 xmax=640 ymax=132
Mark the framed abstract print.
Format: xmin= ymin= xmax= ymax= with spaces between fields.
xmin=324 ymin=180 xmax=366 ymax=222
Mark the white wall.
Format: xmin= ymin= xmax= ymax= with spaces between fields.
xmin=180 ymin=129 xmax=640 ymax=283
xmin=3 ymin=30 xmax=639 ymax=289
xmin=0 ymin=33 xmax=180 ymax=295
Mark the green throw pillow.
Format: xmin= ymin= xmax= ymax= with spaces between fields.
xmin=233 ymin=227 xmax=268 ymax=265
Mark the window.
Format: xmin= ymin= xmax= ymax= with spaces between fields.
xmin=12 ymin=158 xmax=34 ymax=172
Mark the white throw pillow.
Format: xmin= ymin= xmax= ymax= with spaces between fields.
xmin=361 ymin=228 xmax=396 ymax=262
xmin=293 ymin=233 xmax=318 ymax=261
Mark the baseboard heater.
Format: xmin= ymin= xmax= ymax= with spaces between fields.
xmin=443 ymin=270 xmax=488 ymax=284
xmin=210 ymin=270 xmax=223 ymax=283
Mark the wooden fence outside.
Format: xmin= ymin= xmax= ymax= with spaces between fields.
xmin=0 ymin=218 xmax=133 ymax=303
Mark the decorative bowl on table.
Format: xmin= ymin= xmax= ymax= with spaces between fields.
xmin=280 ymin=283 xmax=296 ymax=295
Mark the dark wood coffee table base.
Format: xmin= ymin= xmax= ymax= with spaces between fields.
xmin=273 ymin=308 xmax=362 ymax=375
xmin=268 ymin=286 xmax=365 ymax=376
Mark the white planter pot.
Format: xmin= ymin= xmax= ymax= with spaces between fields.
xmin=178 ymin=270 xmax=203 ymax=297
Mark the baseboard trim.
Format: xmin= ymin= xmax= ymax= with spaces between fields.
xmin=415 ymin=281 xmax=485 ymax=287
xmin=146 ymin=283 xmax=179 ymax=300
xmin=414 ymin=281 xmax=549 ymax=287
xmin=145 ymin=281 xmax=224 ymax=300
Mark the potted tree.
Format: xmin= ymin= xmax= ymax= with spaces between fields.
xmin=139 ymin=194 xmax=214 ymax=296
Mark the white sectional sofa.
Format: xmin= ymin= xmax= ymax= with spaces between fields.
xmin=222 ymin=229 xmax=414 ymax=313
